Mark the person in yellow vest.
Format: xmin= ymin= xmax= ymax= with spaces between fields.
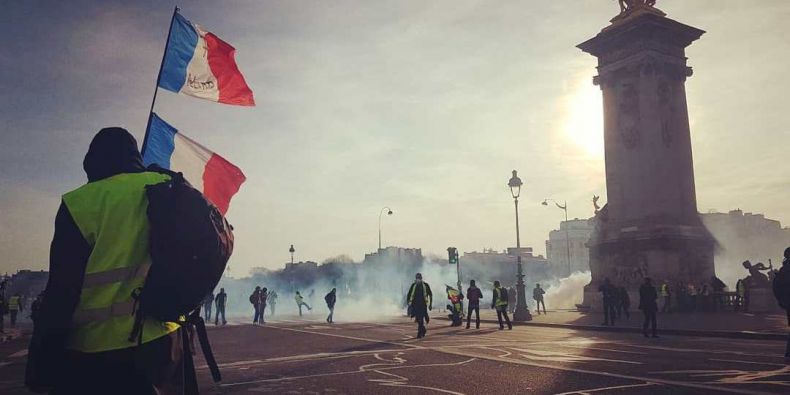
xmin=491 ymin=281 xmax=512 ymax=330
xmin=25 ymin=128 xmax=186 ymax=394
xmin=8 ymin=293 xmax=23 ymax=328
xmin=407 ymin=273 xmax=433 ymax=338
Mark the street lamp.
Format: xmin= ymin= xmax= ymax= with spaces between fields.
xmin=379 ymin=207 xmax=393 ymax=251
xmin=289 ymin=244 xmax=295 ymax=265
xmin=542 ymin=199 xmax=572 ymax=277
xmin=508 ymin=170 xmax=532 ymax=322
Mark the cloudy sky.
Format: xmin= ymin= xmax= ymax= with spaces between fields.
xmin=1 ymin=0 xmax=788 ymax=276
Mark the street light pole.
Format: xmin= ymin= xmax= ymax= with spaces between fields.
xmin=378 ymin=207 xmax=393 ymax=251
xmin=543 ymin=199 xmax=572 ymax=277
xmin=508 ymin=170 xmax=532 ymax=322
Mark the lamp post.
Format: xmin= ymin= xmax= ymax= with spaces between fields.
xmin=542 ymin=199 xmax=572 ymax=277
xmin=289 ymin=244 xmax=295 ymax=265
xmin=378 ymin=207 xmax=393 ymax=251
xmin=508 ymin=170 xmax=532 ymax=322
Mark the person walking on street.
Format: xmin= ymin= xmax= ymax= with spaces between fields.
xmin=599 ymin=278 xmax=617 ymax=326
xmin=268 ymin=290 xmax=278 ymax=317
xmin=215 ymin=288 xmax=228 ymax=325
xmin=25 ymin=128 xmax=187 ymax=393
xmin=492 ymin=281 xmax=513 ymax=330
xmin=617 ymin=286 xmax=630 ymax=319
xmin=259 ymin=287 xmax=268 ymax=324
xmin=465 ymin=280 xmax=483 ymax=329
xmin=660 ymin=280 xmax=671 ymax=313
xmin=533 ymin=284 xmax=547 ymax=315
xmin=203 ymin=291 xmax=215 ymax=322
xmin=771 ymin=247 xmax=790 ymax=361
xmin=251 ymin=286 xmax=263 ymax=324
xmin=325 ymin=288 xmax=337 ymax=323
xmin=295 ymin=291 xmax=312 ymax=316
xmin=8 ymin=293 xmax=23 ymax=328
xmin=639 ymin=277 xmax=659 ymax=338
xmin=407 ymin=273 xmax=433 ymax=338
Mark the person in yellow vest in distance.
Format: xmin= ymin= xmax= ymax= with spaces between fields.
xmin=407 ymin=273 xmax=433 ymax=338
xmin=25 ymin=128 xmax=186 ymax=394
xmin=492 ymin=281 xmax=513 ymax=330
xmin=8 ymin=293 xmax=23 ymax=328
xmin=295 ymin=291 xmax=312 ymax=317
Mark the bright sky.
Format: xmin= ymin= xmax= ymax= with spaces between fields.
xmin=1 ymin=1 xmax=788 ymax=276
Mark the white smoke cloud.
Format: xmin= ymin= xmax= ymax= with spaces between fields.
xmin=542 ymin=271 xmax=591 ymax=309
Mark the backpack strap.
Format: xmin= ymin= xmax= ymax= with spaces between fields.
xmin=188 ymin=311 xmax=222 ymax=382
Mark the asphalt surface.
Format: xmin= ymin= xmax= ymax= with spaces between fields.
xmin=1 ymin=316 xmax=788 ymax=394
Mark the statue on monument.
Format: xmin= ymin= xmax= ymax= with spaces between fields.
xmin=618 ymin=0 xmax=657 ymax=14
xmin=612 ymin=0 xmax=664 ymax=23
xmin=741 ymin=260 xmax=772 ymax=288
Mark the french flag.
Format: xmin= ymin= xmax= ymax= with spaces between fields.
xmin=158 ymin=11 xmax=255 ymax=106
xmin=142 ymin=113 xmax=246 ymax=214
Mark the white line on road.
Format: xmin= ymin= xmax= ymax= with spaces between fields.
xmin=552 ymin=382 xmax=658 ymax=395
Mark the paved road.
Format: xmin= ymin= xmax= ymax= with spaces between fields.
xmin=1 ymin=316 xmax=788 ymax=394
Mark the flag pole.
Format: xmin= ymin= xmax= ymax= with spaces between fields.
xmin=141 ymin=5 xmax=179 ymax=157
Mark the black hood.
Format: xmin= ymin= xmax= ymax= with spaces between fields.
xmin=83 ymin=127 xmax=145 ymax=182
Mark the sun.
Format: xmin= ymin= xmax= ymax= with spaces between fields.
xmin=564 ymin=77 xmax=604 ymax=158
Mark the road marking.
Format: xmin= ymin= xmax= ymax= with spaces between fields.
xmin=220 ymin=357 xmax=476 ymax=388
xmin=263 ymin=324 xmax=423 ymax=350
xmin=437 ymin=347 xmax=770 ymax=395
xmin=553 ymin=382 xmax=657 ymax=395
xmin=708 ymin=358 xmax=788 ymax=368
xmin=246 ymin=322 xmax=777 ymax=395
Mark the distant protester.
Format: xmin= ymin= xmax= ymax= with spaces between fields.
xmin=492 ymin=281 xmax=512 ymax=330
xmin=268 ymin=290 xmax=278 ymax=316
xmin=215 ymin=288 xmax=228 ymax=325
xmin=466 ymin=280 xmax=483 ymax=329
xmin=203 ymin=291 xmax=215 ymax=321
xmin=771 ymin=247 xmax=790 ymax=361
xmin=250 ymin=286 xmax=263 ymax=324
xmin=599 ymin=278 xmax=617 ymax=326
xmin=533 ymin=284 xmax=547 ymax=315
xmin=639 ymin=277 xmax=659 ymax=338
xmin=407 ymin=273 xmax=433 ymax=338
xmin=325 ymin=288 xmax=337 ymax=323
xmin=259 ymin=287 xmax=268 ymax=324
xmin=295 ymin=291 xmax=312 ymax=317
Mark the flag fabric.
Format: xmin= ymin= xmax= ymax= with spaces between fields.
xmin=158 ymin=11 xmax=255 ymax=106
xmin=143 ymin=113 xmax=246 ymax=214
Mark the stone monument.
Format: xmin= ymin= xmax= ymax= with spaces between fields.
xmin=578 ymin=1 xmax=716 ymax=308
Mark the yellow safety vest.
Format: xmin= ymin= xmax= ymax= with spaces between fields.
xmin=494 ymin=287 xmax=508 ymax=307
xmin=62 ymin=172 xmax=179 ymax=353
xmin=8 ymin=296 xmax=20 ymax=311
xmin=408 ymin=282 xmax=431 ymax=306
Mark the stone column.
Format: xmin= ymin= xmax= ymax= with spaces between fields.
xmin=578 ymin=7 xmax=716 ymax=309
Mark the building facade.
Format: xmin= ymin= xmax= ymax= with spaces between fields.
xmin=545 ymin=218 xmax=595 ymax=276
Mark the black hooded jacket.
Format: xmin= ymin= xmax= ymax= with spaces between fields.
xmin=41 ymin=128 xmax=146 ymax=331
xmin=27 ymin=128 xmax=147 ymax=388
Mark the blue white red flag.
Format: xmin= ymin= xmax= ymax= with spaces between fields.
xmin=158 ymin=11 xmax=255 ymax=106
xmin=143 ymin=113 xmax=246 ymax=214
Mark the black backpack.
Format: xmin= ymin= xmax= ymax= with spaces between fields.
xmin=130 ymin=167 xmax=233 ymax=382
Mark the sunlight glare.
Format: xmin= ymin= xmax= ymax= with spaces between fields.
xmin=564 ymin=78 xmax=604 ymax=158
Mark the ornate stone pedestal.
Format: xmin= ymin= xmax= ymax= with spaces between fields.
xmin=748 ymin=288 xmax=782 ymax=314
xmin=578 ymin=7 xmax=716 ymax=309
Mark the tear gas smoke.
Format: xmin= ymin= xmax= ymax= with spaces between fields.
xmin=214 ymin=252 xmax=569 ymax=321
xmin=542 ymin=271 xmax=591 ymax=309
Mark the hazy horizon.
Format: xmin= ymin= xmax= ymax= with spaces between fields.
xmin=1 ymin=1 xmax=788 ymax=277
